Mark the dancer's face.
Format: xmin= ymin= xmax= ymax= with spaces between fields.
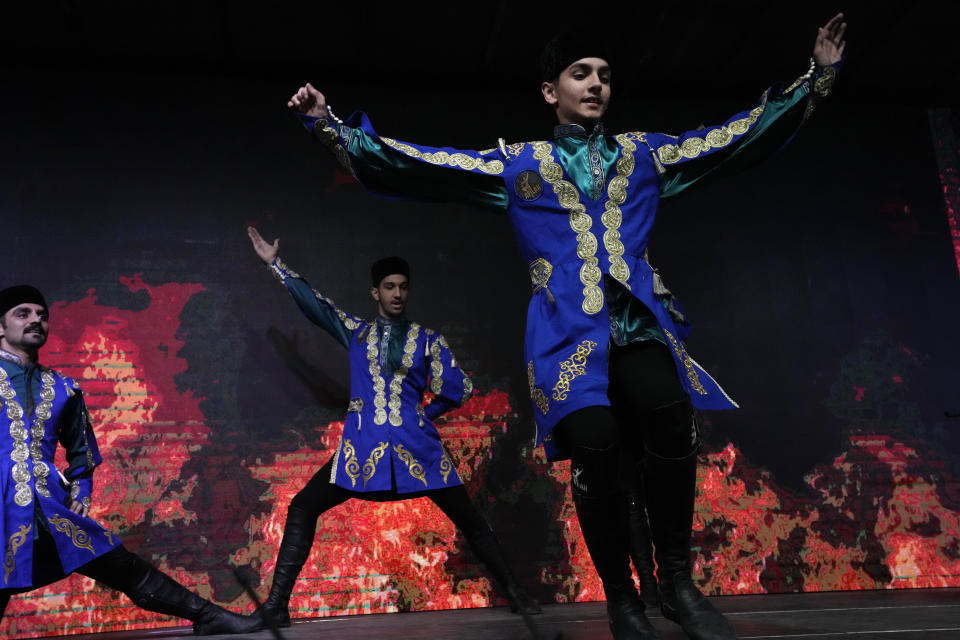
xmin=0 ymin=303 xmax=49 ymax=355
xmin=541 ymin=57 xmax=611 ymax=125
xmin=371 ymin=274 xmax=409 ymax=318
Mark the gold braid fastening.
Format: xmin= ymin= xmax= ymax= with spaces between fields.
xmin=529 ymin=258 xmax=556 ymax=305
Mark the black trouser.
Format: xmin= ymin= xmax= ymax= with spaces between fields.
xmin=1 ymin=525 xmax=156 ymax=619
xmin=554 ymin=340 xmax=699 ymax=590
xmin=285 ymin=457 xmax=515 ymax=589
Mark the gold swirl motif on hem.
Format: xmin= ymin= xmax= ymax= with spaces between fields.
xmin=380 ymin=137 xmax=504 ymax=175
xmin=366 ymin=323 xmax=421 ymax=426
xmin=532 ymin=141 xmax=604 ymax=315
xmin=439 ymin=449 xmax=454 ymax=484
xmin=527 ymin=361 xmax=550 ymax=415
xmin=4 ymin=524 xmax=31 ymax=584
xmin=656 ymin=103 xmax=766 ymax=166
xmin=429 ymin=337 xmax=444 ymax=395
xmin=662 ymin=329 xmax=707 ymax=395
xmin=1 ymin=367 xmax=57 ymax=506
xmin=362 ymin=441 xmax=389 ymax=488
xmin=552 ymin=340 xmax=599 ymax=402
xmin=341 ymin=439 xmax=361 ymax=487
xmin=47 ymin=515 xmax=95 ymax=554
xmin=312 ymin=119 xmax=354 ymax=175
xmin=393 ymin=444 xmax=428 ymax=487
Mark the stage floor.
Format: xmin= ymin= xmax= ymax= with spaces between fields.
xmin=62 ymin=588 xmax=960 ymax=640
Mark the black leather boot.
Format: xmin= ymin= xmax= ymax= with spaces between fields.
xmin=458 ymin=517 xmax=542 ymax=615
xmin=626 ymin=484 xmax=661 ymax=609
xmin=247 ymin=505 xmax=317 ymax=631
xmin=644 ymin=449 xmax=739 ymax=640
xmin=606 ymin=580 xmax=660 ymax=640
xmin=125 ymin=564 xmax=255 ymax=636
xmin=573 ymin=490 xmax=659 ymax=640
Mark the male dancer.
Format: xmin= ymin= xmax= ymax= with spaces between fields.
xmin=0 ymin=285 xmax=250 ymax=634
xmin=283 ymin=14 xmax=846 ymax=640
xmin=233 ymin=227 xmax=539 ymax=632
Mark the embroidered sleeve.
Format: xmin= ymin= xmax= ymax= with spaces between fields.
xmin=58 ymin=379 xmax=102 ymax=507
xmin=299 ymin=110 xmax=510 ymax=212
xmin=423 ymin=333 xmax=473 ymax=420
xmin=270 ymin=258 xmax=363 ymax=350
xmin=646 ymin=58 xmax=843 ymax=198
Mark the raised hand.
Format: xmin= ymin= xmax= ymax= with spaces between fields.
xmin=287 ymin=82 xmax=328 ymax=118
xmin=248 ymin=226 xmax=279 ymax=265
xmin=813 ymin=13 xmax=847 ymax=66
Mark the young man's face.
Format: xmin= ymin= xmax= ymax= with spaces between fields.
xmin=371 ymin=274 xmax=409 ymax=318
xmin=541 ymin=57 xmax=611 ymax=126
xmin=0 ymin=303 xmax=49 ymax=355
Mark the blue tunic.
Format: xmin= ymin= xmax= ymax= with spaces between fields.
xmin=300 ymin=62 xmax=840 ymax=459
xmin=1 ymin=352 xmax=119 ymax=590
xmin=269 ymin=259 xmax=473 ymax=493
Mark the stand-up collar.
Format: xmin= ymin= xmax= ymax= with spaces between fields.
xmin=553 ymin=121 xmax=605 ymax=140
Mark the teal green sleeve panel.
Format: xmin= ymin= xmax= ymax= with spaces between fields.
xmin=309 ymin=112 xmax=511 ymax=213
xmin=269 ymin=258 xmax=362 ymax=349
xmin=648 ymin=62 xmax=841 ymax=199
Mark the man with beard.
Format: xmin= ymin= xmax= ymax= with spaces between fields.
xmin=0 ymin=285 xmax=250 ymax=635
xmin=229 ymin=227 xmax=539 ymax=632
xmin=282 ymin=14 xmax=846 ymax=640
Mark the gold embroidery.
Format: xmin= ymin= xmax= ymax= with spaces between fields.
xmin=342 ymin=439 xmax=361 ymax=487
xmin=529 ymin=258 xmax=554 ymax=302
xmin=380 ymin=137 xmax=504 ymax=175
xmin=552 ymin=340 xmax=599 ymax=402
xmin=527 ymin=361 xmax=550 ymax=415
xmin=439 ymin=448 xmax=454 ymax=484
xmin=4 ymin=524 xmax=31 ymax=584
xmin=367 ymin=323 xmax=421 ymax=426
xmin=662 ymin=329 xmax=707 ymax=395
xmin=269 ymin=257 xmax=300 ymax=281
xmin=656 ymin=103 xmax=766 ymax=166
xmin=47 ymin=515 xmax=95 ymax=554
xmin=814 ymin=65 xmax=836 ymax=97
xmin=1 ymin=367 xmax=56 ymax=506
xmin=603 ymin=134 xmax=641 ymax=286
xmin=429 ymin=337 xmax=444 ymax=395
xmin=103 ymin=530 xmax=115 ymax=546
xmin=532 ymin=141 xmax=603 ymax=315
xmin=393 ymin=444 xmax=428 ymax=487
xmin=312 ymin=119 xmax=354 ymax=175
xmin=362 ymin=441 xmax=389 ymax=488
xmin=312 ymin=289 xmax=361 ymax=331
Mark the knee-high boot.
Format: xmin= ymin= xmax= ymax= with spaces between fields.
xmin=248 ymin=505 xmax=317 ymax=630
xmin=644 ymin=449 xmax=738 ymax=640
xmin=122 ymin=561 xmax=255 ymax=636
xmin=571 ymin=465 xmax=659 ymax=640
xmin=626 ymin=484 xmax=661 ymax=608
xmin=458 ymin=520 xmax=542 ymax=615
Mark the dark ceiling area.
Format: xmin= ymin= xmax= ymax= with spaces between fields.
xmin=3 ymin=1 xmax=958 ymax=106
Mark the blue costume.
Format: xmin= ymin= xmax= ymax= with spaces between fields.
xmin=297 ymin=60 xmax=840 ymax=461
xmin=227 ymin=257 xmax=540 ymax=633
xmin=0 ymin=350 xmax=118 ymax=590
xmin=269 ymin=258 xmax=473 ymax=493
